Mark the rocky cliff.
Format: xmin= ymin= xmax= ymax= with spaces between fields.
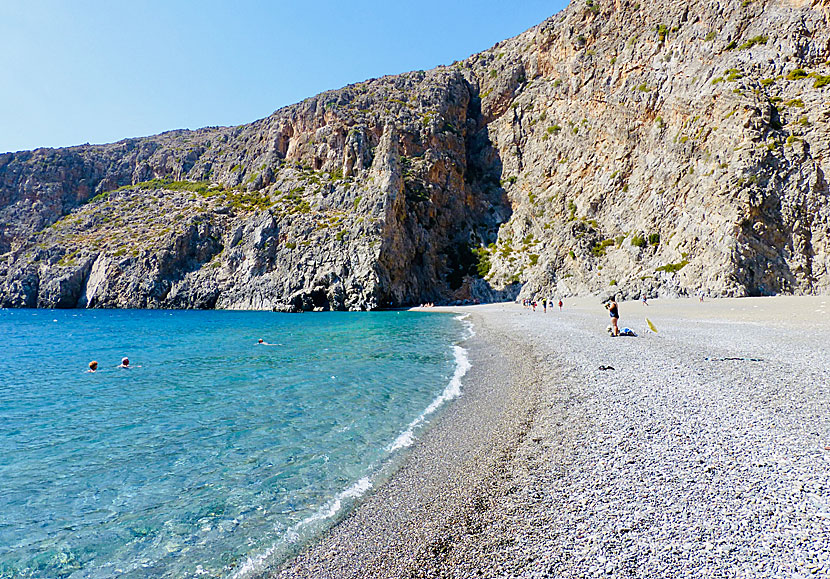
xmin=2 ymin=0 xmax=829 ymax=310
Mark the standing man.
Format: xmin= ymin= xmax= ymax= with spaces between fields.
xmin=606 ymin=297 xmax=620 ymax=336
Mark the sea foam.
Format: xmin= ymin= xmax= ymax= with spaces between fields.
xmin=388 ymin=314 xmax=473 ymax=452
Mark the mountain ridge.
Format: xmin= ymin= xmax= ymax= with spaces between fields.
xmin=2 ymin=0 xmax=829 ymax=310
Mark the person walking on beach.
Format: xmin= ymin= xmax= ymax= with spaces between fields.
xmin=606 ymin=298 xmax=620 ymax=336
xmin=542 ymin=298 xmax=547 ymax=313
xmin=558 ymin=299 xmax=563 ymax=311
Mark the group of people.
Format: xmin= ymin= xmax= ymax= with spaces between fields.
xmin=522 ymin=298 xmax=564 ymax=312
xmin=87 ymin=358 xmax=132 ymax=372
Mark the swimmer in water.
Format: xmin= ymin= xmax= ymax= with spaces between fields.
xmin=88 ymin=361 xmax=98 ymax=372
xmin=117 ymin=357 xmax=130 ymax=369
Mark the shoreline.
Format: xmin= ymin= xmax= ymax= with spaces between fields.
xmin=270 ymin=296 xmax=830 ymax=577
xmin=269 ymin=307 xmax=548 ymax=577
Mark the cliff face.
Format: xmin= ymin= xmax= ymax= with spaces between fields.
xmin=1 ymin=0 xmax=829 ymax=310
xmin=479 ymin=0 xmax=830 ymax=300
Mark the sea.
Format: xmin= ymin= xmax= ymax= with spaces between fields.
xmin=0 ymin=309 xmax=472 ymax=578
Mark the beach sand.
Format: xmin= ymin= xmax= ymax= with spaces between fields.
xmin=273 ymin=296 xmax=830 ymax=578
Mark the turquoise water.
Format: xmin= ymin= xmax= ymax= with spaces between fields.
xmin=0 ymin=309 xmax=470 ymax=578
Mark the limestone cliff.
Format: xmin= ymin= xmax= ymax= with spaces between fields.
xmin=1 ymin=0 xmax=829 ymax=310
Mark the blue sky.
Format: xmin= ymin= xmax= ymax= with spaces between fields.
xmin=0 ymin=1 xmax=569 ymax=153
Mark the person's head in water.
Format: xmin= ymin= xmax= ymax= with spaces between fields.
xmin=258 ymin=339 xmax=264 ymax=344
xmin=119 ymin=357 xmax=130 ymax=368
xmin=88 ymin=361 xmax=98 ymax=372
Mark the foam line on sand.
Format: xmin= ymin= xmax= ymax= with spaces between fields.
xmin=272 ymin=297 xmax=830 ymax=578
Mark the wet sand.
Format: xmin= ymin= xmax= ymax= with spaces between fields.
xmin=272 ymin=296 xmax=830 ymax=578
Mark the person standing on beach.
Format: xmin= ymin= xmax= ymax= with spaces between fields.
xmin=606 ymin=298 xmax=620 ymax=336
xmin=558 ymin=299 xmax=563 ymax=311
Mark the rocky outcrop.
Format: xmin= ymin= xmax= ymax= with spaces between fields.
xmin=1 ymin=0 xmax=829 ymax=309
xmin=0 ymin=69 xmax=509 ymax=310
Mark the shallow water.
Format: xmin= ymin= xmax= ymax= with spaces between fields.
xmin=0 ymin=309 xmax=469 ymax=578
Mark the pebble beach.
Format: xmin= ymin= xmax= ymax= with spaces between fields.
xmin=273 ymin=296 xmax=830 ymax=578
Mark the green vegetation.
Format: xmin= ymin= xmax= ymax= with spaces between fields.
xmin=631 ymin=234 xmax=647 ymax=248
xmin=89 ymin=190 xmax=110 ymax=203
xmin=786 ymin=69 xmax=808 ymax=81
xmin=656 ymin=259 xmax=689 ymax=273
xmin=277 ymin=190 xmax=311 ymax=214
xmin=224 ymin=190 xmax=273 ymax=211
xmin=725 ymin=68 xmax=743 ymax=81
xmin=725 ymin=40 xmax=738 ymax=50
xmin=656 ymin=24 xmax=669 ymax=42
xmin=812 ymin=74 xmax=830 ymax=88
xmin=567 ymin=200 xmax=577 ymax=221
xmin=648 ymin=233 xmax=660 ymax=246
xmin=636 ymin=83 xmax=651 ymax=92
xmin=704 ymin=31 xmax=717 ymax=42
xmin=547 ymin=125 xmax=562 ymax=134
xmin=591 ymin=239 xmax=615 ymax=257
xmin=58 ymin=250 xmax=79 ymax=266
xmin=568 ymin=250 xmax=576 ymax=259
xmin=785 ymin=98 xmax=805 ymax=108
xmin=109 ymin=178 xmax=266 ymax=212
xmin=760 ymin=78 xmax=775 ymax=87
xmin=472 ymin=246 xmax=492 ymax=277
xmin=711 ymin=77 xmax=724 ymax=85
xmin=738 ymin=35 xmax=767 ymax=50
xmin=115 ymin=178 xmax=222 ymax=195
xmin=529 ymin=254 xmax=540 ymax=266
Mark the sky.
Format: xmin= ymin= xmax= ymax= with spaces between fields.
xmin=0 ymin=0 xmax=569 ymax=154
